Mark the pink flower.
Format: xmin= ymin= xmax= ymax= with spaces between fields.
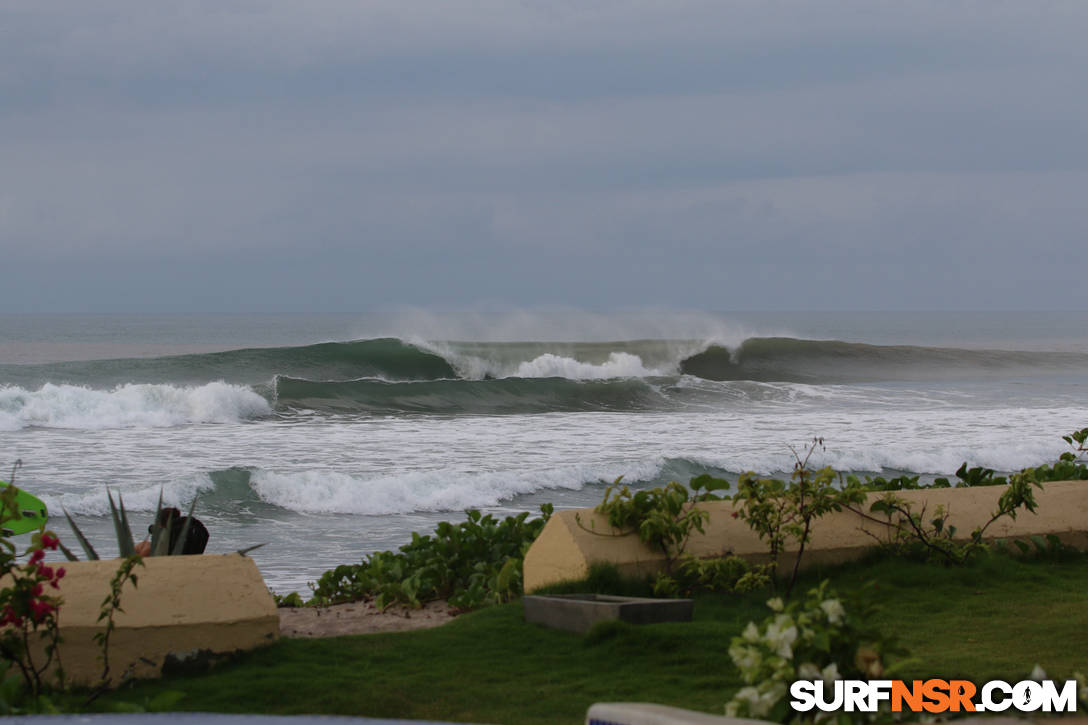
xmin=39 ymin=533 xmax=59 ymax=550
xmin=29 ymin=549 xmax=45 ymax=564
xmin=29 ymin=599 xmax=54 ymax=622
xmin=0 ymin=606 xmax=24 ymax=628
xmin=37 ymin=565 xmax=53 ymax=581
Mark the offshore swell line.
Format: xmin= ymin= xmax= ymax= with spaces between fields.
xmin=1 ymin=336 xmax=1086 ymax=426
xmin=5 ymin=336 xmax=1087 ymax=386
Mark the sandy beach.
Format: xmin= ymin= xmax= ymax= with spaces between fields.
xmin=277 ymin=599 xmax=459 ymax=638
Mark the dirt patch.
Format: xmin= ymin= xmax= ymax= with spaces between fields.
xmin=278 ymin=599 xmax=458 ymax=638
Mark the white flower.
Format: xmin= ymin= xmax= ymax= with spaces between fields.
xmin=1073 ymin=671 xmax=1087 ymax=703
xmin=820 ymin=598 xmax=845 ymax=625
xmin=735 ymin=686 xmax=762 ymax=710
xmin=1030 ymin=664 xmax=1047 ymax=681
xmin=764 ymin=619 xmax=798 ymax=659
xmin=797 ymin=662 xmax=822 ymax=680
xmin=742 ymin=621 xmax=760 ymax=643
xmin=752 ymin=682 xmax=788 ymax=717
xmin=774 ymin=612 xmax=795 ymax=628
xmin=821 ymin=662 xmax=841 ymax=684
xmin=766 ymin=597 xmax=785 ymax=612
xmin=732 ymin=684 xmax=785 ymax=719
xmin=729 ymin=644 xmax=763 ymax=675
xmin=771 ymin=656 xmax=795 ymax=679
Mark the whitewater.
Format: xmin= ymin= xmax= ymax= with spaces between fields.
xmin=1 ymin=312 xmax=1086 ymax=594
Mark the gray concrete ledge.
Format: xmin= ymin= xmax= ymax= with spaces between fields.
xmin=524 ymin=594 xmax=693 ymax=634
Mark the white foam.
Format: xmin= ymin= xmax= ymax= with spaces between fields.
xmin=513 ymin=352 xmax=660 ymax=379
xmin=411 ymin=339 xmax=668 ymax=380
xmin=41 ymin=474 xmax=217 ymax=516
xmin=0 ymin=382 xmax=271 ymax=431
xmin=248 ymin=459 xmax=667 ymax=515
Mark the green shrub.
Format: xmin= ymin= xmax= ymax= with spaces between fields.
xmin=733 ymin=439 xmax=864 ymax=597
xmin=308 ymin=504 xmax=553 ymax=611
xmin=270 ymin=592 xmax=305 ymax=608
xmin=653 ymin=554 xmax=770 ymax=598
xmin=724 ymin=581 xmax=909 ymax=723
xmin=582 ymin=474 xmax=729 ymax=572
xmin=532 ymin=562 xmax=656 ymax=598
xmin=844 ymin=427 xmax=1088 ymax=566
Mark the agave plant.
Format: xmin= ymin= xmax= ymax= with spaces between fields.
xmin=61 ymin=489 xmax=204 ymax=561
xmin=62 ymin=489 xmax=268 ymax=561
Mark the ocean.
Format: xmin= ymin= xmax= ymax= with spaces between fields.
xmin=1 ymin=311 xmax=1086 ymax=595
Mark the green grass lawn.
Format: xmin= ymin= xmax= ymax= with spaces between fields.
xmin=89 ymin=552 xmax=1088 ymax=724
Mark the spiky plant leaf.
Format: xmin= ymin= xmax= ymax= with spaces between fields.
xmin=170 ymin=495 xmax=199 ymax=556
xmin=63 ymin=506 xmax=99 ymax=560
xmin=57 ymin=539 xmax=80 ymax=562
xmin=149 ymin=488 xmax=168 ymax=557
xmin=107 ymin=489 xmax=136 ymax=558
xmin=119 ymin=491 xmax=135 ymax=550
xmin=152 ymin=518 xmax=173 ymax=556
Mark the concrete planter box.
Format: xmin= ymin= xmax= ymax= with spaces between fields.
xmin=524 ymin=481 xmax=1088 ymax=592
xmin=523 ymin=594 xmax=693 ymax=634
xmin=8 ymin=554 xmax=279 ymax=687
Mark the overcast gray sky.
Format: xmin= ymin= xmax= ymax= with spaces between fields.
xmin=2 ymin=1 xmax=1086 ymax=314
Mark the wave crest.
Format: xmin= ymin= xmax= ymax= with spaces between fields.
xmin=247 ymin=461 xmax=669 ymax=515
xmin=0 ymin=382 xmax=272 ymax=431
xmin=513 ymin=352 xmax=661 ymax=379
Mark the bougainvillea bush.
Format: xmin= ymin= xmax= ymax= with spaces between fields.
xmin=0 ymin=477 xmax=67 ymax=709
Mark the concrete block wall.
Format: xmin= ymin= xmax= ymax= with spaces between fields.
xmin=524 ymin=480 xmax=1088 ymax=592
xmin=9 ymin=553 xmax=279 ymax=687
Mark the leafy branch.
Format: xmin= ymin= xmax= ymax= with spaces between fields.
xmin=87 ymin=553 xmax=144 ymax=700
xmin=578 ymin=475 xmax=730 ymax=573
xmin=732 ymin=439 xmax=863 ymax=597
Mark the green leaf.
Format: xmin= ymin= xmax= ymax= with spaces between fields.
xmin=57 ymin=539 xmax=81 ymax=562
xmin=119 ymin=491 xmax=135 ymax=551
xmin=689 ymin=474 xmax=730 ymax=492
xmin=149 ymin=488 xmax=168 ymax=556
xmin=152 ymin=517 xmax=173 ymax=557
xmin=171 ymin=496 xmax=200 ymax=556
xmin=147 ymin=691 xmax=186 ymax=712
xmin=63 ymin=506 xmax=99 ymax=560
xmin=108 ymin=489 xmax=136 ymax=557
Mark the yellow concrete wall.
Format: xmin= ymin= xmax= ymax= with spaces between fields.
xmin=523 ymin=480 xmax=1088 ymax=592
xmin=10 ymin=554 xmax=279 ymax=687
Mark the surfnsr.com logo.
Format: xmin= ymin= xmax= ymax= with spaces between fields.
xmin=790 ymin=679 xmax=1078 ymax=714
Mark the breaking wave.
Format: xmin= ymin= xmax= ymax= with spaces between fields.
xmin=45 ymin=459 xmax=697 ymax=516
xmin=0 ymin=382 xmax=271 ymax=431
xmin=4 ymin=336 xmax=1086 ymax=421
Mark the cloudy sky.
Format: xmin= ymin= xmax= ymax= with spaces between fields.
xmin=2 ymin=2 xmax=1086 ymax=313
